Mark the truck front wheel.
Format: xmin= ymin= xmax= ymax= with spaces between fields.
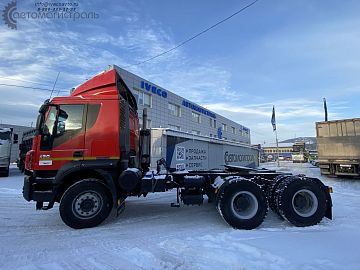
xmin=60 ymin=179 xmax=112 ymax=229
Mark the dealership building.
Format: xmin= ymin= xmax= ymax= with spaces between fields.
xmin=115 ymin=66 xmax=251 ymax=144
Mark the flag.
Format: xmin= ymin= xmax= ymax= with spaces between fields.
xmin=271 ymin=106 xmax=276 ymax=131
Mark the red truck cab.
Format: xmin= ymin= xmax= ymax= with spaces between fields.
xmin=23 ymin=67 xmax=144 ymax=228
xmin=27 ymin=68 xmax=139 ymax=173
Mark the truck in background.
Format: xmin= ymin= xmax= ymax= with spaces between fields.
xmin=17 ymin=128 xmax=36 ymax=173
xmin=291 ymin=141 xmax=308 ymax=163
xmin=316 ymin=118 xmax=360 ymax=177
xmin=0 ymin=128 xmax=18 ymax=177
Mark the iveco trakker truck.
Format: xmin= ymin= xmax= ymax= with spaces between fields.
xmin=316 ymin=118 xmax=360 ymax=177
xmin=23 ymin=65 xmax=333 ymax=229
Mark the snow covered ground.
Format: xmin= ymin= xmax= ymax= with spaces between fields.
xmin=0 ymin=162 xmax=360 ymax=270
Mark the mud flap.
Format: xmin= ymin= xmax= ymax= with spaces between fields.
xmin=325 ymin=189 xmax=333 ymax=220
xmin=117 ymin=199 xmax=126 ymax=216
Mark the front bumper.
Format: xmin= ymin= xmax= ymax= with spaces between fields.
xmin=23 ymin=175 xmax=57 ymax=203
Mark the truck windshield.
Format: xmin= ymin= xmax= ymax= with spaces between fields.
xmin=0 ymin=131 xmax=11 ymax=141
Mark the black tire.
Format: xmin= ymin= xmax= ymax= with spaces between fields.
xmin=217 ymin=179 xmax=268 ymax=230
xmin=276 ymin=177 xmax=327 ymax=227
xmin=60 ymin=179 xmax=113 ymax=229
xmin=268 ymin=175 xmax=288 ymax=216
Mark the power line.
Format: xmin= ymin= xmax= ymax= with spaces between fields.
xmin=0 ymin=76 xmax=54 ymax=87
xmin=0 ymin=83 xmax=67 ymax=93
xmin=123 ymin=0 xmax=260 ymax=68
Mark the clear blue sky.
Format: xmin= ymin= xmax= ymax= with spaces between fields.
xmin=0 ymin=0 xmax=359 ymax=144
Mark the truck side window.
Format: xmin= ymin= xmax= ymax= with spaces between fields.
xmin=53 ymin=104 xmax=85 ymax=148
xmin=57 ymin=105 xmax=84 ymax=134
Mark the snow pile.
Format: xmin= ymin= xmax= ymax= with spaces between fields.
xmin=0 ymin=163 xmax=359 ymax=270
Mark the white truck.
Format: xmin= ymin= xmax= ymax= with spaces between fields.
xmin=291 ymin=142 xmax=308 ymax=163
xmin=0 ymin=128 xmax=18 ymax=177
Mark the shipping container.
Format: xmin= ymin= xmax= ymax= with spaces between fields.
xmin=150 ymin=128 xmax=259 ymax=171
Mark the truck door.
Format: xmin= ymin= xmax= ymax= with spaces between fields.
xmin=38 ymin=104 xmax=85 ymax=170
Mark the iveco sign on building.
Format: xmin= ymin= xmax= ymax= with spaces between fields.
xmin=114 ymin=65 xmax=251 ymax=144
xmin=140 ymin=81 xmax=168 ymax=98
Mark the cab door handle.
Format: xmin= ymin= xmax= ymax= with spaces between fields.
xmin=73 ymin=151 xmax=83 ymax=158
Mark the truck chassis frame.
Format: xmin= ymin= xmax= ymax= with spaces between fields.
xmin=23 ymin=163 xmax=332 ymax=230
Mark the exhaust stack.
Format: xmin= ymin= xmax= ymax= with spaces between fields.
xmin=140 ymin=108 xmax=150 ymax=171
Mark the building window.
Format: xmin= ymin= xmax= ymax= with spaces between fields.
xmin=192 ymin=112 xmax=201 ymax=123
xmin=143 ymin=92 xmax=152 ymax=107
xmin=222 ymin=123 xmax=227 ymax=132
xmin=146 ymin=119 xmax=151 ymax=128
xmin=132 ymin=89 xmax=151 ymax=107
xmin=231 ymin=126 xmax=236 ymax=134
xmin=168 ymin=124 xmax=180 ymax=131
xmin=210 ymin=118 xmax=216 ymax=128
xmin=132 ymin=89 xmax=143 ymax=105
xmin=168 ymin=102 xmax=181 ymax=117
xmin=191 ymin=130 xmax=200 ymax=135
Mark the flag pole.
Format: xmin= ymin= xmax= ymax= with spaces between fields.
xmin=271 ymin=105 xmax=280 ymax=167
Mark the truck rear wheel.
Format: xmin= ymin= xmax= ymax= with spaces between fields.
xmin=276 ymin=177 xmax=327 ymax=227
xmin=268 ymin=175 xmax=288 ymax=217
xmin=217 ymin=179 xmax=268 ymax=230
xmin=60 ymin=179 xmax=112 ymax=229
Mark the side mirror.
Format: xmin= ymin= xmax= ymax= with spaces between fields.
xmin=59 ymin=109 xmax=68 ymax=120
xmin=57 ymin=121 xmax=66 ymax=135
xmin=13 ymin=133 xmax=18 ymax=144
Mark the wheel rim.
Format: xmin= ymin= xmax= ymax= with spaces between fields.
xmin=72 ymin=191 xmax=103 ymax=219
xmin=231 ymin=191 xmax=259 ymax=219
xmin=291 ymin=189 xmax=318 ymax=217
